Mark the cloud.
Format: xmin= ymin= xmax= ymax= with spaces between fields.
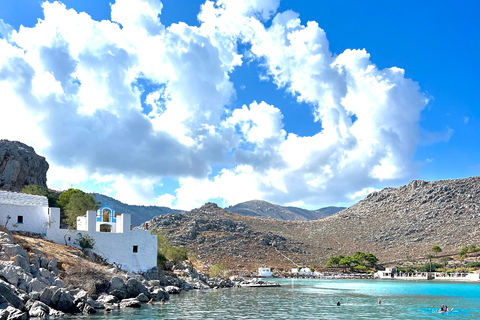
xmin=0 ymin=0 xmax=440 ymax=209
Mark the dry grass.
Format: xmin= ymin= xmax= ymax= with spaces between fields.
xmin=12 ymin=234 xmax=95 ymax=271
xmin=62 ymin=261 xmax=111 ymax=294
xmin=12 ymin=233 xmax=113 ymax=294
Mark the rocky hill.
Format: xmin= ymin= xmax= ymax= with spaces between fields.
xmin=0 ymin=140 xmax=49 ymax=192
xmin=225 ymin=200 xmax=345 ymax=221
xmin=94 ymin=193 xmax=182 ymax=227
xmin=145 ymin=177 xmax=480 ymax=272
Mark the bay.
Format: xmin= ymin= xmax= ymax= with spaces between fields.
xmin=72 ymin=279 xmax=480 ymax=319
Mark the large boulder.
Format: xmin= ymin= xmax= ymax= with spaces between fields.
xmin=0 ymin=279 xmax=24 ymax=309
xmin=27 ymin=279 xmax=49 ymax=293
xmin=119 ymin=298 xmax=141 ymax=308
xmin=26 ymin=300 xmax=51 ymax=318
xmin=125 ymin=278 xmax=148 ymax=298
xmin=2 ymin=244 xmax=28 ymax=261
xmin=4 ymin=306 xmax=27 ymax=320
xmin=0 ymin=140 xmax=49 ymax=191
xmin=108 ymin=276 xmax=127 ymax=299
xmin=1 ymin=265 xmax=19 ymax=286
xmin=50 ymin=289 xmax=76 ymax=313
xmin=13 ymin=254 xmax=29 ymax=272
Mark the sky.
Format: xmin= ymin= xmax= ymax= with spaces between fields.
xmin=0 ymin=0 xmax=479 ymax=210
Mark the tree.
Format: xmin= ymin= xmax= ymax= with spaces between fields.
xmin=74 ymin=233 xmax=95 ymax=250
xmin=64 ymin=192 xmax=98 ymax=228
xmin=459 ymin=246 xmax=469 ymax=259
xmin=353 ymin=252 xmax=366 ymax=266
xmin=469 ymin=245 xmax=480 ymax=261
xmin=325 ymin=256 xmax=340 ymax=268
xmin=364 ymin=253 xmax=378 ymax=267
xmin=338 ymin=256 xmax=353 ymax=272
xmin=431 ymin=245 xmax=442 ymax=257
xmin=427 ymin=254 xmax=434 ymax=272
xmin=440 ymin=257 xmax=450 ymax=275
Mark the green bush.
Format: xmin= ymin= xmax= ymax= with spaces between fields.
xmin=74 ymin=233 xmax=95 ymax=250
xmin=419 ymin=262 xmax=442 ymax=272
xmin=165 ymin=246 xmax=188 ymax=264
xmin=209 ymin=263 xmax=227 ymax=278
xmin=466 ymin=262 xmax=480 ymax=268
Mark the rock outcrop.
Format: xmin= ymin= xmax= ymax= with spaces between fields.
xmin=1 ymin=230 xmax=272 ymax=319
xmin=0 ymin=140 xmax=49 ymax=192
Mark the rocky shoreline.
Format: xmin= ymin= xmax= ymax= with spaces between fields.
xmin=0 ymin=231 xmax=278 ymax=319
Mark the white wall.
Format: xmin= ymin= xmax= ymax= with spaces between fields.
xmin=47 ymin=209 xmax=157 ymax=272
xmin=0 ymin=191 xmax=50 ymax=233
xmin=0 ymin=204 xmax=49 ymax=233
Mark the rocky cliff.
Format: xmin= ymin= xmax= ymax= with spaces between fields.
xmin=226 ymin=200 xmax=345 ymax=221
xmin=0 ymin=140 xmax=49 ymax=192
xmin=145 ymin=177 xmax=480 ymax=272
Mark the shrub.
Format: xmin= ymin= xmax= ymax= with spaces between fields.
xmin=466 ymin=262 xmax=480 ymax=268
xmin=209 ymin=263 xmax=228 ymax=278
xmin=165 ymin=246 xmax=188 ymax=264
xmin=157 ymin=252 xmax=167 ymax=267
xmin=419 ymin=262 xmax=442 ymax=272
xmin=74 ymin=233 xmax=95 ymax=250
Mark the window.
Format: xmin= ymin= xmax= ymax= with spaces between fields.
xmin=133 ymin=245 xmax=138 ymax=253
xmin=17 ymin=216 xmax=23 ymax=224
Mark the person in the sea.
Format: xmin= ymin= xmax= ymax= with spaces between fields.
xmin=148 ymin=298 xmax=154 ymax=305
xmin=336 ymin=301 xmax=340 ymax=306
xmin=377 ymin=299 xmax=381 ymax=305
xmin=161 ymin=298 xmax=165 ymax=305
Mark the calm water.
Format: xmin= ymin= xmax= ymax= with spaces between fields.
xmin=73 ymin=279 xmax=480 ymax=319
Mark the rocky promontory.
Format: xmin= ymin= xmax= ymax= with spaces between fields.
xmin=0 ymin=230 xmax=273 ymax=319
xmin=0 ymin=140 xmax=49 ymax=192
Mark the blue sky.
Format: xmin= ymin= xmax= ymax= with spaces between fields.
xmin=0 ymin=0 xmax=478 ymax=209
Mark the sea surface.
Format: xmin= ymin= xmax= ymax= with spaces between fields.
xmin=71 ymin=278 xmax=480 ymax=319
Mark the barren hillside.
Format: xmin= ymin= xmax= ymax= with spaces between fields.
xmin=146 ymin=177 xmax=480 ymax=272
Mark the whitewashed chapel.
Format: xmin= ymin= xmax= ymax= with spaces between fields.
xmin=0 ymin=190 xmax=157 ymax=272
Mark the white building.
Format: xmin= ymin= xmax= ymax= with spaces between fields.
xmin=258 ymin=267 xmax=272 ymax=277
xmin=291 ymin=267 xmax=323 ymax=277
xmin=374 ymin=266 xmax=397 ymax=279
xmin=47 ymin=203 xmax=157 ymax=272
xmin=0 ymin=190 xmax=50 ymax=233
xmin=0 ymin=191 xmax=157 ymax=273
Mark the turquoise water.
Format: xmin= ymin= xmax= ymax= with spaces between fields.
xmin=74 ymin=279 xmax=480 ymax=319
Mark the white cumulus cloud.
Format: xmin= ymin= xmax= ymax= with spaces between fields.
xmin=0 ymin=0 xmax=446 ymax=210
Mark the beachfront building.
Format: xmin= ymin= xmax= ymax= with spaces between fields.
xmin=0 ymin=190 xmax=50 ymax=233
xmin=46 ymin=203 xmax=157 ymax=272
xmin=291 ymin=267 xmax=323 ymax=277
xmin=375 ymin=266 xmax=397 ymax=279
xmin=258 ymin=267 xmax=272 ymax=277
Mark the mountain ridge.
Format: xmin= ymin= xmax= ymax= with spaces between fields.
xmin=225 ymin=199 xmax=345 ymax=221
